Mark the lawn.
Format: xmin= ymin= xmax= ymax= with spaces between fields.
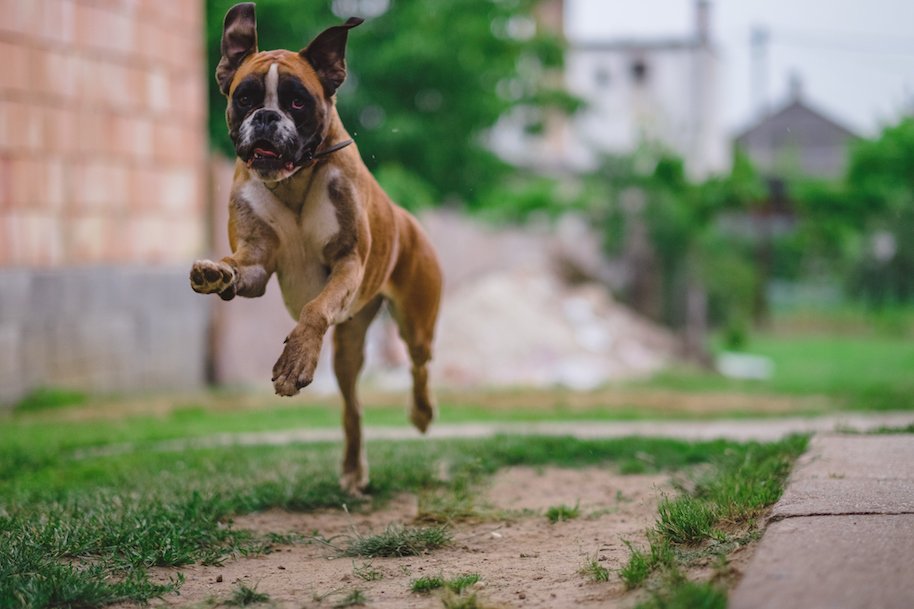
xmin=0 ymin=407 xmax=807 ymax=609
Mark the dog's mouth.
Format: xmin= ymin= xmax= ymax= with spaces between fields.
xmin=245 ymin=141 xmax=296 ymax=172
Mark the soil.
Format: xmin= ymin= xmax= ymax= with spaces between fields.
xmin=138 ymin=467 xmax=671 ymax=609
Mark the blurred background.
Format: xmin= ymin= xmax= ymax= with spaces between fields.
xmin=1 ymin=0 xmax=912 ymax=415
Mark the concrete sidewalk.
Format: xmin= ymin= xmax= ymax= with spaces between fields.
xmin=730 ymin=434 xmax=914 ymax=609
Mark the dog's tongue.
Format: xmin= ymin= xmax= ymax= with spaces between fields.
xmin=254 ymin=147 xmax=279 ymax=158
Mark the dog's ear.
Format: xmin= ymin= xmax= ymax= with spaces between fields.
xmin=300 ymin=17 xmax=363 ymax=97
xmin=216 ymin=3 xmax=258 ymax=96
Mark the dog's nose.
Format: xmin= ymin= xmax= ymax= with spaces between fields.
xmin=252 ymin=109 xmax=281 ymax=128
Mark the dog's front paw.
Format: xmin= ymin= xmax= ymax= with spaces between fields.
xmin=190 ymin=260 xmax=236 ymax=295
xmin=271 ymin=324 xmax=324 ymax=397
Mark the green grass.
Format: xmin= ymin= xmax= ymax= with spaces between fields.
xmin=647 ymin=334 xmax=914 ymax=410
xmin=14 ymin=387 xmax=88 ymax=413
xmin=352 ymin=561 xmax=383 ymax=581
xmin=342 ymin=525 xmax=452 ymax=558
xmin=580 ymin=556 xmax=610 ymax=583
xmin=634 ymin=577 xmax=726 ymax=609
xmin=619 ymin=434 xmax=808 ymax=605
xmin=332 ymin=589 xmax=367 ymax=608
xmin=0 ymin=419 xmax=806 ymax=609
xmin=226 ymin=583 xmax=269 ymax=606
xmin=410 ymin=573 xmax=479 ymax=594
xmin=546 ymin=502 xmax=580 ymax=523
xmin=410 ymin=575 xmax=446 ymax=593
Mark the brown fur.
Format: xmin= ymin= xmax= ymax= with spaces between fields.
xmin=191 ymin=10 xmax=442 ymax=495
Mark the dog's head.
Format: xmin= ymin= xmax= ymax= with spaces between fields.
xmin=216 ymin=3 xmax=362 ymax=182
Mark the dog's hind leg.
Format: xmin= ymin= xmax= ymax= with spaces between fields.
xmin=387 ymin=240 xmax=443 ymax=434
xmin=333 ymin=295 xmax=384 ymax=496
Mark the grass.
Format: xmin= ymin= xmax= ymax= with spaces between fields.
xmin=0 ymin=409 xmax=806 ymax=609
xmin=647 ymin=333 xmax=914 ymax=411
xmin=352 ymin=561 xmax=383 ymax=581
xmin=580 ymin=556 xmax=610 ymax=583
xmin=619 ymin=434 xmax=808 ymax=605
xmin=410 ymin=575 xmax=446 ymax=593
xmin=5 ymin=330 xmax=912 ymax=463
xmin=546 ymin=502 xmax=580 ymax=524
xmin=332 ymin=589 xmax=367 ymax=608
xmin=342 ymin=525 xmax=452 ymax=558
xmin=226 ymin=583 xmax=269 ymax=606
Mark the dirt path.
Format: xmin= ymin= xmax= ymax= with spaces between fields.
xmin=141 ymin=467 xmax=669 ymax=609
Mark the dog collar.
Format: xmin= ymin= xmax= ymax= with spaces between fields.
xmin=304 ymin=138 xmax=354 ymax=165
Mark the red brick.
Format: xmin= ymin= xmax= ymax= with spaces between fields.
xmin=5 ymin=210 xmax=63 ymax=266
xmin=75 ymin=1 xmax=135 ymax=54
xmin=152 ymin=122 xmax=185 ymax=163
xmin=0 ymin=42 xmax=30 ymax=92
xmin=75 ymin=111 xmax=105 ymax=155
xmin=69 ymin=213 xmax=112 ymax=263
xmin=34 ymin=49 xmax=79 ymax=101
xmin=0 ymin=156 xmax=11 ymax=210
xmin=39 ymin=0 xmax=76 ymax=45
xmin=44 ymin=106 xmax=79 ymax=155
xmin=0 ymin=0 xmax=42 ymax=37
xmin=71 ymin=160 xmax=129 ymax=212
xmin=144 ymin=67 xmax=170 ymax=114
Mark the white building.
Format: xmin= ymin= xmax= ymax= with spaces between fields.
xmin=492 ymin=0 xmax=729 ymax=178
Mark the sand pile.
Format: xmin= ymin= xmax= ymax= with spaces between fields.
xmin=429 ymin=270 xmax=680 ymax=390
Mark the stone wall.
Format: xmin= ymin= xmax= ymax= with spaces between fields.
xmin=0 ymin=0 xmax=210 ymax=405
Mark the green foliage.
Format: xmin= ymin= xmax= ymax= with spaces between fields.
xmin=14 ymin=387 xmax=87 ymax=413
xmin=634 ymin=578 xmax=727 ymax=609
xmin=580 ymin=556 xmax=610 ymax=583
xmin=0 ymin=430 xmax=759 ymax=609
xmin=206 ymin=0 xmax=570 ymax=207
xmin=656 ymin=496 xmax=718 ymax=545
xmin=619 ymin=542 xmax=652 ymax=588
xmin=410 ymin=575 xmax=446 ymax=593
xmin=342 ymin=525 xmax=452 ymax=558
xmin=545 ymin=502 xmax=580 ymax=523
xmin=227 ymin=583 xmax=270 ymax=606
xmin=332 ymin=588 xmax=367 ymax=608
xmin=588 ymin=145 xmax=763 ymax=330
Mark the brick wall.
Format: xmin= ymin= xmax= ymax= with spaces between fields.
xmin=0 ymin=0 xmax=207 ymax=265
xmin=0 ymin=0 xmax=210 ymax=405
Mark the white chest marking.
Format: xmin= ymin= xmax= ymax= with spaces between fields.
xmin=241 ymin=173 xmax=342 ymax=319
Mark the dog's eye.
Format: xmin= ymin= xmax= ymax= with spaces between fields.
xmin=291 ymin=97 xmax=305 ymax=110
xmin=237 ymin=95 xmax=251 ymax=108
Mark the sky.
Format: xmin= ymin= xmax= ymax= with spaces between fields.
xmin=566 ymin=0 xmax=914 ymax=135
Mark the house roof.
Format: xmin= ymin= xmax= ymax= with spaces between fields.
xmin=735 ymin=97 xmax=859 ymax=145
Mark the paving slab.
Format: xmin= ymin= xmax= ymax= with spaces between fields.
xmin=730 ymin=515 xmax=914 ymax=609
xmin=731 ymin=434 xmax=914 ymax=609
xmin=774 ymin=434 xmax=914 ymax=517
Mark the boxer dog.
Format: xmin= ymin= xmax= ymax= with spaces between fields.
xmin=190 ymin=3 xmax=442 ymax=495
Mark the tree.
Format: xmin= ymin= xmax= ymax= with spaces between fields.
xmin=206 ymin=0 xmax=570 ymax=208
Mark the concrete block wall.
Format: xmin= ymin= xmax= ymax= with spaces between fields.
xmin=0 ymin=0 xmax=210 ymax=405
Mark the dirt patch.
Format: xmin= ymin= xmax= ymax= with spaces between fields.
xmin=135 ymin=467 xmax=668 ymax=609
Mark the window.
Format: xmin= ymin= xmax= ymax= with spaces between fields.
xmin=630 ymin=59 xmax=648 ymax=84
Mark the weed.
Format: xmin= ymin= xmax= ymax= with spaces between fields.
xmin=411 ymin=575 xmax=445 ymax=593
xmin=446 ymin=573 xmax=481 ymax=593
xmin=656 ymin=496 xmax=718 ymax=545
xmin=441 ymin=592 xmax=493 ymax=609
xmin=343 ymin=525 xmax=452 ymax=558
xmin=619 ymin=543 xmax=651 ymax=588
xmin=546 ymin=502 xmax=580 ymax=523
xmin=14 ymin=387 xmax=87 ymax=413
xmin=580 ymin=556 xmax=610 ymax=583
xmin=352 ymin=561 xmax=383 ymax=582
xmin=411 ymin=573 xmax=480 ymax=595
xmin=634 ymin=578 xmax=726 ymax=609
xmin=226 ymin=582 xmax=269 ymax=606
xmin=332 ymin=588 xmax=367 ymax=608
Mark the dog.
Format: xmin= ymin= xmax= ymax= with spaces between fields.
xmin=190 ymin=3 xmax=442 ymax=496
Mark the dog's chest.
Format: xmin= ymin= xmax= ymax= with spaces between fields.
xmin=241 ymin=179 xmax=340 ymax=319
